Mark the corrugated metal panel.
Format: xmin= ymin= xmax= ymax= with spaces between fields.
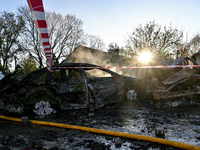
xmin=163 ymin=68 xmax=194 ymax=85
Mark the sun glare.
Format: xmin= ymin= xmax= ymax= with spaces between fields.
xmin=138 ymin=51 xmax=152 ymax=64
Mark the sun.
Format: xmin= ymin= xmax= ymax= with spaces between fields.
xmin=138 ymin=51 xmax=152 ymax=64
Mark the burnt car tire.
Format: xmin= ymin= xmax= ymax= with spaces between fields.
xmin=25 ymin=91 xmax=57 ymax=116
xmin=126 ymin=89 xmax=137 ymax=101
xmin=33 ymin=101 xmax=55 ymax=116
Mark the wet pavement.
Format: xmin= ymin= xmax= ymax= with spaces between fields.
xmin=0 ymin=99 xmax=200 ymax=150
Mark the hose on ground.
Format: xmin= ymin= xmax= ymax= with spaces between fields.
xmin=0 ymin=115 xmax=199 ymax=150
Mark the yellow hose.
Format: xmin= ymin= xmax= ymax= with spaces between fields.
xmin=0 ymin=115 xmax=199 ymax=150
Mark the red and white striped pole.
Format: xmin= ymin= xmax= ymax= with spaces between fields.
xmin=27 ymin=0 xmax=52 ymax=71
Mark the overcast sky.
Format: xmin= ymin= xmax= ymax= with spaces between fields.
xmin=1 ymin=0 xmax=200 ymax=49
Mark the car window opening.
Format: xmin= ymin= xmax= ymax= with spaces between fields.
xmin=85 ymin=69 xmax=112 ymax=78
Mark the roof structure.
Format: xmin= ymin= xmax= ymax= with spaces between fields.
xmin=62 ymin=45 xmax=133 ymax=66
xmin=171 ymin=56 xmax=198 ymax=65
xmin=192 ymin=50 xmax=200 ymax=56
xmin=191 ymin=50 xmax=200 ymax=61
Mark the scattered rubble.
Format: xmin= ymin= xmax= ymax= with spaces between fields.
xmin=114 ymin=137 xmax=122 ymax=147
xmin=21 ymin=116 xmax=29 ymax=125
xmin=146 ymin=57 xmax=200 ymax=102
xmin=1 ymin=102 xmax=199 ymax=150
xmin=155 ymin=125 xmax=165 ymax=138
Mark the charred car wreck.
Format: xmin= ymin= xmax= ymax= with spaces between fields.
xmin=145 ymin=56 xmax=200 ymax=104
xmin=1 ymin=57 xmax=200 ymax=115
xmin=0 ymin=63 xmax=140 ymax=115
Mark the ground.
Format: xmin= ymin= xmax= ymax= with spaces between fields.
xmin=0 ymin=100 xmax=200 ymax=150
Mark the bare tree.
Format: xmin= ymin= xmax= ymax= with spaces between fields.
xmin=174 ymin=33 xmax=200 ymax=59
xmin=125 ymin=21 xmax=183 ymax=60
xmin=46 ymin=11 xmax=85 ymax=64
xmin=107 ymin=42 xmax=120 ymax=55
xmin=18 ymin=5 xmax=45 ymax=68
xmin=18 ymin=5 xmax=85 ymax=66
xmin=0 ymin=11 xmax=25 ymax=73
xmin=83 ymin=34 xmax=105 ymax=50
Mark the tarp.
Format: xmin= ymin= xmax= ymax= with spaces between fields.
xmin=27 ymin=0 xmax=52 ymax=68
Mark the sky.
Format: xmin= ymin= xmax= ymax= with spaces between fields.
xmin=1 ymin=0 xmax=200 ymax=49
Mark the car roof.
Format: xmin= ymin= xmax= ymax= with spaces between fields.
xmin=52 ymin=63 xmax=120 ymax=76
xmin=53 ymin=63 xmax=101 ymax=68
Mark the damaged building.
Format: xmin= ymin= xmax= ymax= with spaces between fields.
xmin=192 ymin=50 xmax=200 ymax=64
xmin=63 ymin=45 xmax=131 ymax=66
xmin=62 ymin=45 xmax=134 ymax=76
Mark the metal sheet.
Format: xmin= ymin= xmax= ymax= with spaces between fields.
xmin=163 ymin=68 xmax=194 ymax=85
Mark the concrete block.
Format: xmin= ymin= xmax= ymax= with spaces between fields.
xmin=21 ymin=116 xmax=29 ymax=124
xmin=42 ymin=141 xmax=57 ymax=150
xmin=155 ymin=126 xmax=165 ymax=138
xmin=88 ymin=113 xmax=94 ymax=118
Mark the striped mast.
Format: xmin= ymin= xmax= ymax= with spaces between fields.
xmin=27 ymin=0 xmax=52 ymax=69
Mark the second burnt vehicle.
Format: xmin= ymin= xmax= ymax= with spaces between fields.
xmin=142 ymin=56 xmax=200 ymax=105
xmin=0 ymin=63 xmax=140 ymax=115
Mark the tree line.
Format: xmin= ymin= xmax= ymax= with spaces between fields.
xmin=0 ymin=4 xmax=200 ymax=75
xmin=108 ymin=21 xmax=200 ymax=61
xmin=0 ymin=5 xmax=105 ymax=74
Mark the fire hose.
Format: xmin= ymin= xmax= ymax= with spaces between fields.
xmin=0 ymin=115 xmax=199 ymax=150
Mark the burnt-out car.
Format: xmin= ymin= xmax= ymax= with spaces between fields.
xmin=0 ymin=63 xmax=140 ymax=115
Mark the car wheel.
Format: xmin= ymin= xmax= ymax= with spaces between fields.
xmin=33 ymin=101 xmax=55 ymax=116
xmin=127 ymin=89 xmax=137 ymax=100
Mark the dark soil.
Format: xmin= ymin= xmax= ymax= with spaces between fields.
xmin=0 ymin=100 xmax=200 ymax=150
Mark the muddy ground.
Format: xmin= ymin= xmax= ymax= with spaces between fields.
xmin=0 ymin=99 xmax=200 ymax=150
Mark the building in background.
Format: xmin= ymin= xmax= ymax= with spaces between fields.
xmin=192 ymin=51 xmax=200 ymax=64
xmin=62 ymin=45 xmax=134 ymax=76
xmin=63 ymin=45 xmax=131 ymax=66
